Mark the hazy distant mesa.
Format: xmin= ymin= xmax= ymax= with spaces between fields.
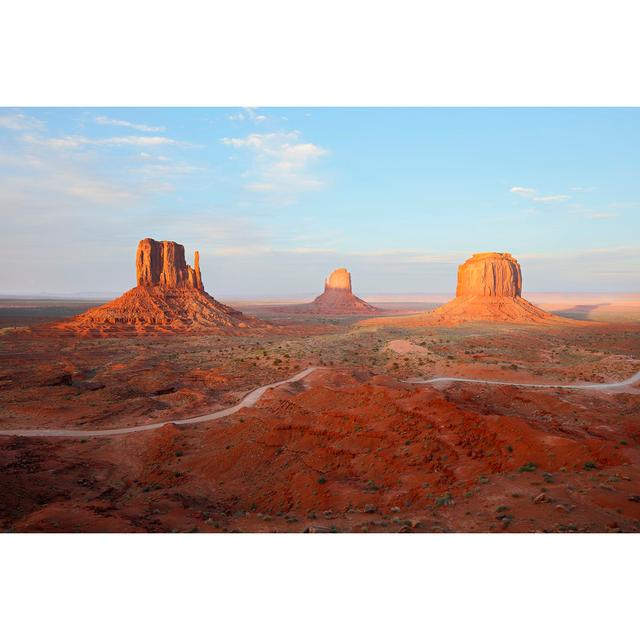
xmin=269 ymin=267 xmax=381 ymax=315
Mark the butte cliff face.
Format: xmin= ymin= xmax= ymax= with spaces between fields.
xmin=272 ymin=268 xmax=380 ymax=315
xmin=455 ymin=252 xmax=522 ymax=298
xmin=324 ymin=267 xmax=352 ymax=292
xmin=136 ymin=238 xmax=204 ymax=290
xmin=58 ymin=238 xmax=266 ymax=334
xmin=428 ymin=252 xmax=557 ymax=324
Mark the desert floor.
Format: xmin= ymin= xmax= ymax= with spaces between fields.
xmin=1 ymin=294 xmax=639 ymax=532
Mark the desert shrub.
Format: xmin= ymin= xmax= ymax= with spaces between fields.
xmin=435 ymin=493 xmax=454 ymax=507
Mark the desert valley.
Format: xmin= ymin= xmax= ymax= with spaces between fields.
xmin=1 ymin=239 xmax=639 ymax=533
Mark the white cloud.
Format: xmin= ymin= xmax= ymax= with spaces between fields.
xmin=569 ymin=203 xmax=619 ymax=220
xmin=94 ymin=115 xmax=165 ymax=132
xmin=65 ymin=179 xmax=137 ymax=204
xmin=0 ymin=170 xmax=137 ymax=208
xmin=23 ymin=134 xmax=178 ymax=148
xmin=510 ymin=186 xmax=536 ymax=197
xmin=228 ymin=108 xmax=267 ymax=123
xmin=221 ymin=130 xmax=328 ymax=198
xmin=510 ymin=186 xmax=570 ymax=203
xmin=584 ymin=212 xmax=617 ymax=219
xmin=245 ymin=182 xmax=277 ymax=192
xmin=0 ymin=113 xmax=45 ymax=131
xmin=532 ymin=194 xmax=570 ymax=203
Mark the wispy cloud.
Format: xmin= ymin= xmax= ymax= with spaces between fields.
xmin=582 ymin=212 xmax=618 ymax=219
xmin=134 ymin=151 xmax=196 ymax=172
xmin=228 ymin=108 xmax=267 ymax=123
xmin=221 ymin=130 xmax=328 ymax=198
xmin=532 ymin=194 xmax=570 ymax=203
xmin=0 ymin=170 xmax=137 ymax=209
xmin=510 ymin=186 xmax=536 ymax=197
xmin=22 ymin=134 xmax=178 ymax=149
xmin=0 ymin=113 xmax=45 ymax=131
xmin=245 ymin=182 xmax=277 ymax=192
xmin=510 ymin=186 xmax=570 ymax=203
xmin=569 ymin=203 xmax=619 ymax=220
xmin=94 ymin=115 xmax=165 ymax=132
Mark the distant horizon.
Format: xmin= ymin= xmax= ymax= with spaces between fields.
xmin=2 ymin=289 xmax=638 ymax=301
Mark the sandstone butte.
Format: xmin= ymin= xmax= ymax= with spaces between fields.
xmin=273 ymin=268 xmax=381 ymax=315
xmin=57 ymin=238 xmax=266 ymax=334
xmin=362 ymin=252 xmax=573 ymax=327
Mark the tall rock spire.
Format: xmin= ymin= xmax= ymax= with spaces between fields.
xmin=193 ymin=250 xmax=203 ymax=290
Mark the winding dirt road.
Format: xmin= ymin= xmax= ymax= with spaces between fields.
xmin=0 ymin=366 xmax=319 ymax=438
xmin=404 ymin=369 xmax=640 ymax=390
xmin=0 ymin=365 xmax=638 ymax=439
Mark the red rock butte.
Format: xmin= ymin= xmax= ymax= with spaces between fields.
xmin=427 ymin=252 xmax=569 ymax=324
xmin=57 ymin=238 xmax=266 ymax=334
xmin=362 ymin=252 xmax=573 ymax=327
xmin=136 ymin=238 xmax=203 ymax=290
xmin=273 ymin=268 xmax=381 ymax=315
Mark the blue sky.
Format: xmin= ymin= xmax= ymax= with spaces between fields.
xmin=1 ymin=107 xmax=638 ymax=296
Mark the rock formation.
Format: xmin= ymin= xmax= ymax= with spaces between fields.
xmin=271 ymin=268 xmax=381 ymax=315
xmin=136 ymin=238 xmax=203 ymax=290
xmin=455 ymin=252 xmax=522 ymax=298
xmin=324 ymin=267 xmax=352 ymax=292
xmin=360 ymin=251 xmax=572 ymax=328
xmin=427 ymin=252 xmax=559 ymax=324
xmin=58 ymin=238 xmax=267 ymax=334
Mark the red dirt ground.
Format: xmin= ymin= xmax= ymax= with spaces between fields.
xmin=2 ymin=366 xmax=639 ymax=533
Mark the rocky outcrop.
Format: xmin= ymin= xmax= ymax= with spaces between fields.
xmin=428 ymin=252 xmax=561 ymax=324
xmin=324 ymin=267 xmax=352 ymax=292
xmin=360 ymin=251 xmax=573 ymax=328
xmin=271 ymin=268 xmax=381 ymax=315
xmin=58 ymin=238 xmax=267 ymax=334
xmin=456 ymin=253 xmax=522 ymax=298
xmin=136 ymin=238 xmax=203 ymax=290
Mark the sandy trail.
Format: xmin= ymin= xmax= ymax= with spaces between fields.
xmin=1 ymin=365 xmax=639 ymax=439
xmin=404 ymin=369 xmax=640 ymax=390
xmin=0 ymin=367 xmax=319 ymax=438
